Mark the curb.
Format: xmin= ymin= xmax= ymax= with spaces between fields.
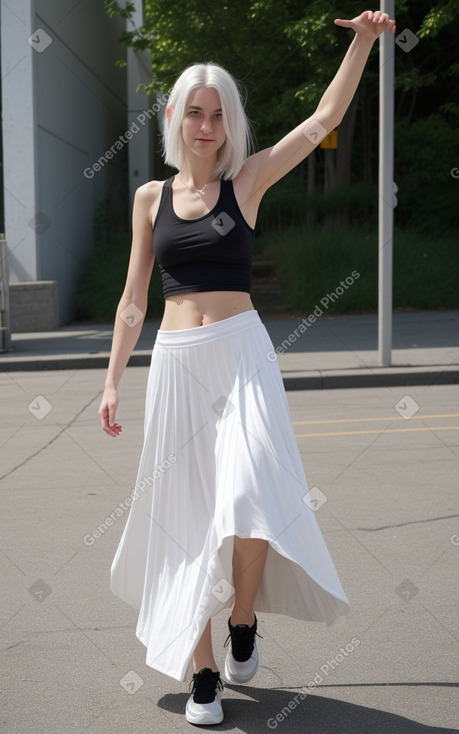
xmin=1 ymin=353 xmax=458 ymax=390
xmin=282 ymin=368 xmax=459 ymax=391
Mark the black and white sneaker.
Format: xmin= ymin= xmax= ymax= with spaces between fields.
xmin=224 ymin=614 xmax=261 ymax=684
xmin=185 ymin=667 xmax=224 ymax=726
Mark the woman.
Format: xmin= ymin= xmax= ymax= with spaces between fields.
xmin=99 ymin=9 xmax=395 ymax=726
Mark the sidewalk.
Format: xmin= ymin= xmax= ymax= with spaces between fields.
xmin=1 ymin=309 xmax=458 ymax=389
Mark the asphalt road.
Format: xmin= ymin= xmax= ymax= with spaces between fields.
xmin=1 ymin=367 xmax=458 ymax=733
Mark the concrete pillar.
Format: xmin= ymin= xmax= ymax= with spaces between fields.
xmin=1 ymin=0 xmax=39 ymax=281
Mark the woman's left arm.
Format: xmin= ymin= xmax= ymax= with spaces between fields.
xmin=244 ymin=10 xmax=396 ymax=195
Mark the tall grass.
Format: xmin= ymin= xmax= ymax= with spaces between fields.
xmin=75 ymin=226 xmax=459 ymax=321
xmin=258 ymin=225 xmax=459 ymax=313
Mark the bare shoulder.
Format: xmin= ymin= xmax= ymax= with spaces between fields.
xmin=137 ymin=178 xmax=165 ymax=192
xmin=134 ymin=179 xmax=168 ymax=227
xmin=135 ymin=179 xmax=164 ymax=204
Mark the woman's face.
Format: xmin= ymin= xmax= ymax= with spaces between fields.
xmin=180 ymin=86 xmax=226 ymax=159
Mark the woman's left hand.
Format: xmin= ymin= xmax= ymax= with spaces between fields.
xmin=334 ymin=9 xmax=396 ymax=39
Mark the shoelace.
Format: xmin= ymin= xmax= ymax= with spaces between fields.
xmin=189 ymin=669 xmax=223 ymax=703
xmin=224 ymin=624 xmax=263 ymax=662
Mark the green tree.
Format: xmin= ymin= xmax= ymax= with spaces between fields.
xmin=105 ymin=0 xmax=459 ymax=232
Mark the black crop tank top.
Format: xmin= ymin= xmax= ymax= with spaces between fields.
xmin=153 ymin=176 xmax=255 ymax=298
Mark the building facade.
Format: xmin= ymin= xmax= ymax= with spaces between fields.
xmin=1 ymin=0 xmax=155 ymax=329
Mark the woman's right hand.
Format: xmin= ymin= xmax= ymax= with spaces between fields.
xmin=98 ymin=386 xmax=122 ymax=437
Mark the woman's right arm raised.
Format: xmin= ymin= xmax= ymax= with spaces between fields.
xmin=98 ymin=182 xmax=160 ymax=437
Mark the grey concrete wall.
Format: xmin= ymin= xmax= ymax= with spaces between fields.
xmin=34 ymin=0 xmax=128 ymax=324
xmin=2 ymin=0 xmax=130 ymax=326
xmin=1 ymin=1 xmax=39 ymax=283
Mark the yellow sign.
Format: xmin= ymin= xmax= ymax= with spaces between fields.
xmin=320 ymin=130 xmax=338 ymax=149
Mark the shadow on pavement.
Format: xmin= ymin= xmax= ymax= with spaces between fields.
xmin=157 ymin=682 xmax=458 ymax=733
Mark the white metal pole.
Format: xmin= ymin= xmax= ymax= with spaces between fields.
xmin=378 ymin=1 xmax=395 ymax=366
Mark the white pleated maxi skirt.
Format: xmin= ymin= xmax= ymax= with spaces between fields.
xmin=110 ymin=310 xmax=349 ymax=681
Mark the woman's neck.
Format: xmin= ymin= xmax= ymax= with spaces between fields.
xmin=179 ymin=157 xmax=220 ymax=190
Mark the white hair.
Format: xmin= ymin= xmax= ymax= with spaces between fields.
xmin=162 ymin=63 xmax=253 ymax=179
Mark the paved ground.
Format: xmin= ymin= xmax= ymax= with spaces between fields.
xmin=1 ymin=309 xmax=459 ymax=390
xmin=1 ymin=353 xmax=458 ymax=732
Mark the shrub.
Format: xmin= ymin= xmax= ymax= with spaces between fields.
xmin=76 ymin=233 xmax=164 ymax=321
